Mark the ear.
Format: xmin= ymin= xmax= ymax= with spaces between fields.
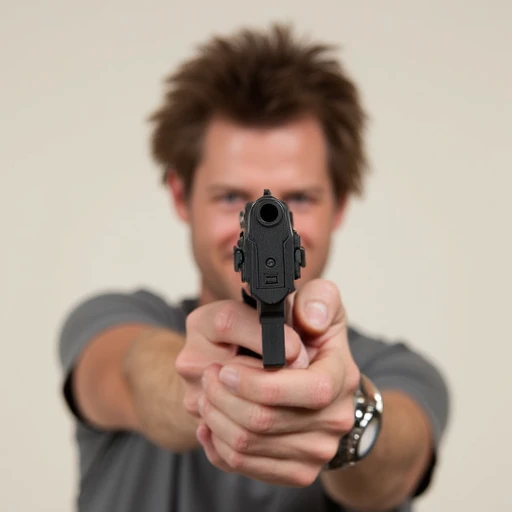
xmin=166 ymin=170 xmax=190 ymax=223
xmin=332 ymin=193 xmax=350 ymax=230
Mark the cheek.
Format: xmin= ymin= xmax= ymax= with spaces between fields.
xmin=213 ymin=216 xmax=240 ymax=242
xmin=218 ymin=216 xmax=245 ymax=252
xmin=295 ymin=216 xmax=332 ymax=249
xmin=192 ymin=209 xmax=239 ymax=248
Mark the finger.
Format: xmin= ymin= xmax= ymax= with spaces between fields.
xmin=193 ymin=300 xmax=307 ymax=368
xmin=209 ymin=432 xmax=319 ymax=487
xmin=196 ymin=423 xmax=232 ymax=473
xmin=291 ymin=279 xmax=345 ymax=337
xmin=218 ymin=347 xmax=346 ymax=409
xmin=200 ymin=392 xmax=340 ymax=463
xmin=285 ymin=293 xmax=317 ymax=363
xmin=202 ymin=364 xmax=316 ymax=434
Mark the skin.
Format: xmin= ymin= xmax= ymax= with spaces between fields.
xmin=168 ymin=115 xmax=433 ymax=509
xmin=169 ymin=114 xmax=361 ymax=485
xmin=169 ymin=115 xmax=348 ymax=307
xmin=71 ymin=113 xmax=432 ymax=509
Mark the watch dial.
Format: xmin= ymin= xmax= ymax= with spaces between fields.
xmin=357 ymin=417 xmax=379 ymax=457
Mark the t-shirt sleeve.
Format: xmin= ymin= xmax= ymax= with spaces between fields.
xmin=57 ymin=289 xmax=182 ymax=426
xmin=349 ymin=329 xmax=450 ymax=498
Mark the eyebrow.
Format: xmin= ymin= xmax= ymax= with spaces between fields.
xmin=206 ymin=184 xmax=325 ymax=197
xmin=206 ymin=185 xmax=251 ymax=197
xmin=280 ymin=187 xmax=325 ymax=197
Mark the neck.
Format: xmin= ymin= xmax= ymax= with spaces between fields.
xmin=197 ymin=278 xmax=249 ymax=307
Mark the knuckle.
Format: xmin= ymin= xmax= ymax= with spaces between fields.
xmin=200 ymin=398 xmax=210 ymax=420
xmin=312 ymin=438 xmax=340 ymax=464
xmin=213 ymin=302 xmax=238 ymax=339
xmin=311 ymin=375 xmax=335 ymax=409
xmin=327 ymin=402 xmax=355 ymax=434
xmin=294 ymin=468 xmax=318 ymax=487
xmin=183 ymin=398 xmax=196 ymax=416
xmin=335 ymin=412 xmax=355 ymax=435
xmin=185 ymin=309 xmax=201 ymax=332
xmin=347 ymin=365 xmax=361 ymax=395
xmin=207 ymin=445 xmax=225 ymax=469
xmin=227 ymin=450 xmax=245 ymax=471
xmin=232 ymin=429 xmax=251 ymax=453
xmin=174 ymin=352 xmax=190 ymax=377
xmin=248 ymin=404 xmax=274 ymax=433
xmin=174 ymin=352 xmax=186 ymax=376
xmin=183 ymin=392 xmax=199 ymax=417
xmin=174 ymin=350 xmax=201 ymax=380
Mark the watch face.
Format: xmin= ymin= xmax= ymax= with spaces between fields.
xmin=357 ymin=417 xmax=379 ymax=457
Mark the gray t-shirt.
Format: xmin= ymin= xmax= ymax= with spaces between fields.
xmin=58 ymin=288 xmax=450 ymax=512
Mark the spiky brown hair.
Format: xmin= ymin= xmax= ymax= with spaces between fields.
xmin=149 ymin=23 xmax=368 ymax=200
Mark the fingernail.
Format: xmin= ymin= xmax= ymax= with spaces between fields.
xmin=305 ymin=301 xmax=327 ymax=328
xmin=219 ymin=366 xmax=239 ymax=392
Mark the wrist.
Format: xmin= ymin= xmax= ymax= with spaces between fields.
xmin=324 ymin=374 xmax=383 ymax=471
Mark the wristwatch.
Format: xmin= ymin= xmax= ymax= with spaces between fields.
xmin=324 ymin=374 xmax=383 ymax=470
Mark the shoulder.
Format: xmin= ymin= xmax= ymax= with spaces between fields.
xmin=57 ymin=287 xmax=196 ymax=374
xmin=59 ymin=287 xmax=193 ymax=334
xmin=348 ymin=324 xmax=446 ymax=380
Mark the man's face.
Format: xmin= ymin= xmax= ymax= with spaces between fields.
xmin=168 ymin=115 xmax=348 ymax=305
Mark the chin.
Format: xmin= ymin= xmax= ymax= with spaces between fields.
xmin=230 ymin=281 xmax=252 ymax=302
xmin=211 ymin=276 xmax=246 ymax=302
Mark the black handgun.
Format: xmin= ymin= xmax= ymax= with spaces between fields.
xmin=233 ymin=189 xmax=306 ymax=369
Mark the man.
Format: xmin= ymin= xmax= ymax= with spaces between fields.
xmin=58 ymin=23 xmax=449 ymax=512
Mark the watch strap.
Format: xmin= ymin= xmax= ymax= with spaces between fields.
xmin=323 ymin=374 xmax=383 ymax=470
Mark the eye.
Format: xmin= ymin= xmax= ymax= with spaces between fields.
xmin=221 ymin=191 xmax=244 ymax=203
xmin=285 ymin=193 xmax=311 ymax=205
xmin=213 ymin=191 xmax=248 ymax=207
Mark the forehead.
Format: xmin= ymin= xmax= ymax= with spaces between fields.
xmin=196 ymin=115 xmax=330 ymax=188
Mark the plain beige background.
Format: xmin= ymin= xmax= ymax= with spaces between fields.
xmin=1 ymin=1 xmax=511 ymax=510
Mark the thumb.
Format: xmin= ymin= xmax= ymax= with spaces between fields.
xmin=292 ymin=279 xmax=343 ymax=336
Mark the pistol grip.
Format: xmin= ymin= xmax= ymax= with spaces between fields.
xmin=259 ymin=300 xmax=286 ymax=369
xmin=239 ymin=289 xmax=286 ymax=368
xmin=260 ymin=315 xmax=286 ymax=369
xmin=238 ymin=290 xmax=262 ymax=361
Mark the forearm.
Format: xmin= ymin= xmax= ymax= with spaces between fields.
xmin=122 ymin=328 xmax=200 ymax=452
xmin=321 ymin=390 xmax=433 ymax=511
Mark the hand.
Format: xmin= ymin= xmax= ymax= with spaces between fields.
xmin=194 ymin=279 xmax=361 ymax=487
xmin=175 ymin=297 xmax=310 ymax=420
